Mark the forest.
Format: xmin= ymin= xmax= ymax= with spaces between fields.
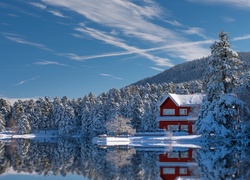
xmin=0 ymin=80 xmax=203 ymax=137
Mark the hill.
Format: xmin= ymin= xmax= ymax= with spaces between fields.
xmin=132 ymin=52 xmax=250 ymax=86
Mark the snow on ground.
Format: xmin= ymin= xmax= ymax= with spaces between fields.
xmin=0 ymin=130 xmax=204 ymax=149
xmin=0 ymin=130 xmax=58 ymax=142
xmin=93 ymin=134 xmax=203 ymax=149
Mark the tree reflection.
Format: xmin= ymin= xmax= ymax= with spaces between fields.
xmin=195 ymin=143 xmax=243 ymax=179
xmin=1 ymin=139 xmax=249 ymax=179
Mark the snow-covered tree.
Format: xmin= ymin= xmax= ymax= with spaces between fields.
xmin=105 ymin=115 xmax=135 ymax=135
xmin=131 ymin=94 xmax=144 ymax=132
xmin=51 ymin=97 xmax=64 ymax=129
xmin=0 ymin=112 xmax=5 ymax=132
xmin=196 ymin=31 xmax=244 ymax=138
xmin=81 ymin=93 xmax=97 ymax=136
xmin=0 ymin=98 xmax=11 ymax=125
xmin=206 ymin=31 xmax=243 ymax=101
xmin=58 ymin=96 xmax=76 ymax=136
xmin=17 ymin=114 xmax=31 ymax=135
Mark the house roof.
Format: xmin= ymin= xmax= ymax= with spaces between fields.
xmin=159 ymin=93 xmax=205 ymax=107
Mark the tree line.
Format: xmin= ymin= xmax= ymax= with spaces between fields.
xmin=0 ymin=80 xmax=203 ymax=136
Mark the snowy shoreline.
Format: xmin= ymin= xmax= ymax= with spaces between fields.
xmin=92 ymin=134 xmax=203 ymax=148
xmin=0 ymin=130 xmax=204 ymax=148
xmin=0 ymin=130 xmax=58 ymax=142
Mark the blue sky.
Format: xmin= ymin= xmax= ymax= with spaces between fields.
xmin=1 ymin=0 xmax=250 ymax=100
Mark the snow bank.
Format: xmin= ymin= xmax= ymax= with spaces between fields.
xmin=93 ymin=135 xmax=203 ymax=148
xmin=0 ymin=130 xmax=58 ymax=142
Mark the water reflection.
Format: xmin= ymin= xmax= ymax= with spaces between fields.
xmin=0 ymin=139 xmax=250 ymax=179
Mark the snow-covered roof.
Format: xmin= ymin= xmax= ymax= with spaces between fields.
xmin=159 ymin=93 xmax=205 ymax=107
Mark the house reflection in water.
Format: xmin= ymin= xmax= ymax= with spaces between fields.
xmin=158 ymin=148 xmax=199 ymax=180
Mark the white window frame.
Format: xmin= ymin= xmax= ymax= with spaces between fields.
xmin=163 ymin=109 xmax=175 ymax=115
xmin=179 ymin=108 xmax=187 ymax=115
xmin=163 ymin=168 xmax=175 ymax=174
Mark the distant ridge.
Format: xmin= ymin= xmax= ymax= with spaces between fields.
xmin=132 ymin=52 xmax=250 ymax=86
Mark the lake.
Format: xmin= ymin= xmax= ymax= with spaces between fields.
xmin=0 ymin=138 xmax=249 ymax=179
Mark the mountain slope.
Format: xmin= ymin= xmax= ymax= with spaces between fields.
xmin=132 ymin=52 xmax=250 ymax=86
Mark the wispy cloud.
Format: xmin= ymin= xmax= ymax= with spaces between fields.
xmin=187 ymin=0 xmax=250 ymax=8
xmin=47 ymin=10 xmax=68 ymax=18
xmin=221 ymin=16 xmax=235 ymax=23
xmin=7 ymin=14 xmax=18 ymax=17
xmin=99 ymin=73 xmax=123 ymax=80
xmin=14 ymin=76 xmax=40 ymax=86
xmin=150 ymin=67 xmax=164 ymax=72
xmin=181 ymin=27 xmax=207 ymax=39
xmin=29 ymin=2 xmax=67 ymax=18
xmin=233 ymin=34 xmax=250 ymax=41
xmin=74 ymin=26 xmax=174 ymax=67
xmin=2 ymin=32 xmax=52 ymax=51
xmin=164 ymin=20 xmax=182 ymax=27
xmin=34 ymin=60 xmax=67 ymax=66
xmin=60 ymin=51 xmax=133 ymax=61
xmin=61 ymin=39 xmax=212 ymax=65
xmin=40 ymin=0 xmax=211 ymax=65
xmin=29 ymin=2 xmax=47 ymax=10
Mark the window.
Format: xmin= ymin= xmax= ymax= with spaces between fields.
xmin=163 ymin=168 xmax=175 ymax=174
xmin=163 ymin=109 xmax=175 ymax=115
xmin=179 ymin=168 xmax=188 ymax=174
xmin=180 ymin=151 xmax=189 ymax=158
xmin=180 ymin=125 xmax=189 ymax=132
xmin=168 ymin=152 xmax=179 ymax=158
xmin=168 ymin=125 xmax=179 ymax=131
xmin=180 ymin=108 xmax=187 ymax=115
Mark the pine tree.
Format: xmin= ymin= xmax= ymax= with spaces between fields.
xmin=0 ymin=112 xmax=5 ymax=132
xmin=0 ymin=98 xmax=11 ymax=125
xmin=196 ymin=31 xmax=244 ymax=138
xmin=17 ymin=114 xmax=31 ymax=135
xmin=58 ymin=96 xmax=76 ymax=136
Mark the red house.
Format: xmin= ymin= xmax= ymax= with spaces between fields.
xmin=157 ymin=93 xmax=204 ymax=134
xmin=158 ymin=149 xmax=198 ymax=180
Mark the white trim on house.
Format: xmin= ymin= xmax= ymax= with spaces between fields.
xmin=157 ymin=116 xmax=198 ymax=121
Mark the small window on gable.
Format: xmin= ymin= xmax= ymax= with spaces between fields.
xmin=163 ymin=109 xmax=175 ymax=115
xmin=180 ymin=108 xmax=187 ymax=115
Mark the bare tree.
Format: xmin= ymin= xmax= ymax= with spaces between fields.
xmin=105 ymin=115 xmax=135 ymax=135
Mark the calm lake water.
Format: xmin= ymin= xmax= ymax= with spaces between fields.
xmin=0 ymin=138 xmax=249 ymax=180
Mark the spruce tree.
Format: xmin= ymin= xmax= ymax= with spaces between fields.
xmin=0 ymin=112 xmax=5 ymax=132
xmin=17 ymin=114 xmax=31 ymax=135
xmin=196 ymin=31 xmax=244 ymax=138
